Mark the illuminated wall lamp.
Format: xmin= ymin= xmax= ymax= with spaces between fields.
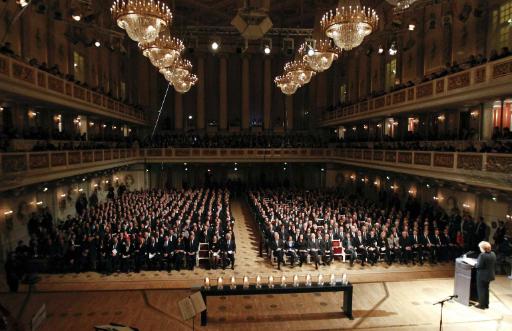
xmin=4 ymin=210 xmax=13 ymax=215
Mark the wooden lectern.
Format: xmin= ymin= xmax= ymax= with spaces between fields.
xmin=454 ymin=257 xmax=478 ymax=305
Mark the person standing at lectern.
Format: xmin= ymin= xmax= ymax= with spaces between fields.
xmin=475 ymin=241 xmax=496 ymax=309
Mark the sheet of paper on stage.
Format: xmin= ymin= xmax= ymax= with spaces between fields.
xmin=190 ymin=291 xmax=206 ymax=313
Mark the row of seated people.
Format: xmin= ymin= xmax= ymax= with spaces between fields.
xmin=0 ymin=42 xmax=143 ymax=109
xmin=326 ymin=48 xmax=512 ymax=112
xmin=267 ymin=227 xmax=455 ymax=270
xmin=141 ymin=133 xmax=329 ymax=149
xmin=248 ymin=189 xmax=478 ymax=270
xmin=10 ymin=188 xmax=234 ymax=275
xmin=339 ymin=138 xmax=512 ymax=154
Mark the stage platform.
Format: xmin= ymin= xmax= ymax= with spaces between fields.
xmin=1 ymin=276 xmax=511 ymax=331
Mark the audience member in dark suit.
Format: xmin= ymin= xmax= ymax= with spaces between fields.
xmin=120 ymin=239 xmax=133 ymax=272
xmin=284 ymin=235 xmax=298 ymax=267
xmin=209 ymin=235 xmax=221 ymax=270
xmin=221 ymin=233 xmax=236 ymax=270
xmin=296 ymin=234 xmax=308 ymax=267
xmin=146 ymin=237 xmax=159 ymax=270
xmin=365 ymin=230 xmax=378 ymax=266
xmin=399 ymin=231 xmax=412 ymax=264
xmin=160 ymin=236 xmax=174 ymax=271
xmin=321 ymin=233 xmax=333 ymax=266
xmin=410 ymin=230 xmax=423 ymax=265
xmin=420 ymin=229 xmax=434 ymax=264
xmin=342 ymin=232 xmax=357 ymax=267
xmin=475 ymin=241 xmax=496 ymax=309
xmin=353 ymin=231 xmax=367 ymax=266
xmin=174 ymin=236 xmax=186 ymax=271
xmin=308 ymin=233 xmax=321 ymax=269
xmin=377 ymin=231 xmax=390 ymax=264
xmin=432 ymin=229 xmax=443 ymax=262
xmin=186 ymin=233 xmax=199 ymax=271
xmin=271 ymin=232 xmax=285 ymax=270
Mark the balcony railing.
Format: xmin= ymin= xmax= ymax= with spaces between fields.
xmin=1 ymin=148 xmax=511 ymax=192
xmin=321 ymin=55 xmax=512 ymax=125
xmin=0 ymin=54 xmax=146 ymax=125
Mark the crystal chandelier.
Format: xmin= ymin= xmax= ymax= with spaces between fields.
xmin=275 ymin=74 xmax=299 ymax=95
xmin=111 ymin=0 xmax=173 ymax=44
xmin=173 ymin=74 xmax=198 ymax=94
xmin=302 ymin=39 xmax=340 ymax=72
xmin=139 ymin=35 xmax=185 ymax=69
xmin=284 ymin=60 xmax=316 ymax=86
xmin=160 ymin=58 xmax=193 ymax=85
xmin=321 ymin=0 xmax=378 ymax=51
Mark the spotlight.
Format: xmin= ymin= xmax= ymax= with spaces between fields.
xmin=188 ymin=115 xmax=193 ymax=120
xmin=17 ymin=0 xmax=30 ymax=7
xmin=94 ymin=41 xmax=101 ymax=47
xmin=211 ymin=41 xmax=219 ymax=51
xmin=389 ymin=43 xmax=398 ymax=56
xmin=264 ymin=46 xmax=271 ymax=55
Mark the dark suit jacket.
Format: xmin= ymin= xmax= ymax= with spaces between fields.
xmin=475 ymin=251 xmax=496 ymax=282
xmin=221 ymin=239 xmax=236 ymax=253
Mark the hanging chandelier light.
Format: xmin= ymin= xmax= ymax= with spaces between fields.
xmin=321 ymin=0 xmax=378 ymax=51
xmin=302 ymin=39 xmax=340 ymax=73
xmin=275 ymin=74 xmax=299 ymax=95
xmin=160 ymin=58 xmax=193 ymax=85
xmin=173 ymin=74 xmax=198 ymax=94
xmin=139 ymin=35 xmax=185 ymax=69
xmin=111 ymin=0 xmax=173 ymax=44
xmin=284 ymin=60 xmax=316 ymax=86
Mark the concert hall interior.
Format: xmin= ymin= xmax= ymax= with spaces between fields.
xmin=1 ymin=0 xmax=512 ymax=330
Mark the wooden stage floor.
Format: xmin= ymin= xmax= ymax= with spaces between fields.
xmin=1 ymin=276 xmax=511 ymax=331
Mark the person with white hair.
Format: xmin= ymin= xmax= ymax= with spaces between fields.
xmin=474 ymin=241 xmax=496 ymax=309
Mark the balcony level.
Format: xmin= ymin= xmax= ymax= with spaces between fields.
xmin=1 ymin=148 xmax=511 ymax=193
xmin=320 ymin=56 xmax=512 ymax=126
xmin=0 ymin=54 xmax=147 ymax=126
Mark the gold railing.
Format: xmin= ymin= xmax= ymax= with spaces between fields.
xmin=1 ymin=148 xmax=511 ymax=192
xmin=321 ymin=55 xmax=512 ymax=125
xmin=0 ymin=54 xmax=146 ymax=125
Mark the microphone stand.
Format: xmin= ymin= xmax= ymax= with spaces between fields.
xmin=433 ymin=295 xmax=457 ymax=331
